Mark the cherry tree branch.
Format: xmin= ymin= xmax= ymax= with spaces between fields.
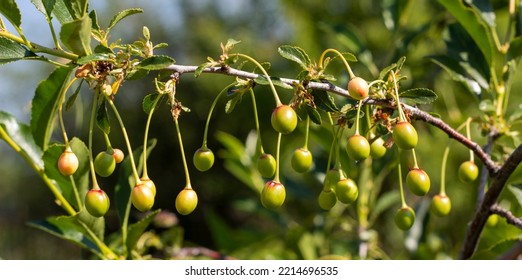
xmin=490 ymin=204 xmax=522 ymax=229
xmin=460 ymin=144 xmax=522 ymax=259
xmin=166 ymin=64 xmax=500 ymax=174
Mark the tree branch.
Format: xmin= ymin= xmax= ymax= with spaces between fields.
xmin=490 ymin=204 xmax=522 ymax=229
xmin=460 ymin=144 xmax=522 ymax=259
xmin=166 ymin=64 xmax=500 ymax=174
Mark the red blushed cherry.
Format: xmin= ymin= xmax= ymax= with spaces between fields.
xmin=271 ymin=105 xmax=297 ymax=134
xmin=85 ymin=189 xmax=110 ymax=217
xmin=57 ymin=147 xmax=79 ymax=176
xmin=112 ymin=148 xmax=124 ymax=164
xmin=131 ymin=182 xmax=155 ymax=212
xmin=261 ymin=180 xmax=286 ymax=209
xmin=347 ymin=77 xmax=369 ymax=100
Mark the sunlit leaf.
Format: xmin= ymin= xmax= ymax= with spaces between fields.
xmin=399 ymin=88 xmax=438 ymax=105
xmin=0 ymin=111 xmax=43 ymax=169
xmin=107 ymin=8 xmax=144 ymax=32
xmin=0 ymin=0 xmax=22 ymax=28
xmin=278 ymin=45 xmax=312 ymax=70
xmin=126 ymin=209 xmax=161 ymax=252
xmin=137 ymin=55 xmax=176 ymax=70
xmin=0 ymin=37 xmax=37 ymax=64
xmin=253 ymin=75 xmax=292 ymax=89
xmin=311 ymin=90 xmax=339 ymax=112
xmin=60 ymin=15 xmax=92 ymax=56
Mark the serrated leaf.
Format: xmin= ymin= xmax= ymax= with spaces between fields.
xmin=0 ymin=0 xmax=22 ymax=28
xmin=42 ymin=138 xmax=90 ymax=210
xmin=31 ymin=0 xmax=56 ymax=20
xmin=60 ymin=15 xmax=92 ymax=56
xmin=278 ymin=45 xmax=311 ymax=70
xmin=223 ymin=38 xmax=241 ymax=52
xmin=137 ymin=55 xmax=175 ymax=70
xmin=311 ymin=90 xmax=339 ymax=112
xmin=142 ymin=94 xmax=164 ymax=114
xmin=107 ymin=8 xmax=143 ymax=33
xmin=305 ymin=104 xmax=322 ymax=125
xmin=253 ymin=75 xmax=293 ymax=89
xmin=0 ymin=111 xmax=44 ymax=169
xmin=96 ymin=99 xmax=110 ymax=135
xmin=195 ymin=62 xmax=212 ymax=77
xmin=53 ymin=0 xmax=75 ymax=23
xmin=28 ymin=215 xmax=101 ymax=256
xmin=0 ymin=37 xmax=37 ymax=64
xmin=126 ymin=209 xmax=161 ymax=252
xmin=399 ymin=88 xmax=438 ymax=105
xmin=31 ymin=66 xmax=73 ymax=150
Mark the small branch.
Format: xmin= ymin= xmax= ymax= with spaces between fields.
xmin=166 ymin=64 xmax=500 ymax=174
xmin=460 ymin=144 xmax=522 ymax=259
xmin=490 ymin=204 xmax=522 ymax=229
xmin=477 ymin=131 xmax=498 ymax=207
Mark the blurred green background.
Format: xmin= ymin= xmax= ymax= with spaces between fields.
xmin=0 ymin=0 xmax=521 ymax=259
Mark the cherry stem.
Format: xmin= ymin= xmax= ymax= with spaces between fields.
xmin=391 ymin=72 xmax=406 ymax=122
xmin=103 ymin=132 xmax=113 ymax=152
xmin=142 ymin=94 xmax=162 ymax=179
xmin=411 ymin=149 xmax=419 ymax=169
xmin=88 ymin=92 xmax=100 ymax=190
xmin=106 ymin=97 xmax=141 ymax=184
xmin=202 ymin=83 xmax=235 ymax=148
xmin=234 ymin=53 xmax=282 ymax=106
xmin=303 ymin=115 xmax=310 ymax=149
xmin=465 ymin=118 xmax=474 ymax=162
xmin=58 ymin=77 xmax=77 ymax=148
xmin=440 ymin=144 xmax=450 ymax=196
xmin=355 ymin=99 xmax=363 ymax=135
xmin=274 ymin=132 xmax=282 ymax=182
xmin=174 ymin=117 xmax=192 ymax=188
xmin=318 ymin=48 xmax=355 ymax=79
xmin=398 ymin=160 xmax=407 ymax=208
xmin=250 ymin=88 xmax=265 ymax=155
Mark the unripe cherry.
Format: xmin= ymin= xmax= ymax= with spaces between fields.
xmin=395 ymin=206 xmax=416 ymax=231
xmin=94 ymin=151 xmax=116 ymax=177
xmin=430 ymin=194 xmax=451 ymax=217
xmin=335 ymin=178 xmax=359 ymax=204
xmin=346 ymin=134 xmax=370 ymax=161
xmin=271 ymin=105 xmax=297 ymax=134
xmin=323 ymin=168 xmax=345 ymax=192
xmin=370 ymin=137 xmax=387 ymax=159
xmin=261 ymin=180 xmax=286 ymax=209
xmin=347 ymin=76 xmax=369 ymax=100
xmin=112 ymin=148 xmax=124 ymax=163
xmin=85 ymin=189 xmax=110 ymax=217
xmin=318 ymin=190 xmax=337 ymax=210
xmin=406 ymin=168 xmax=431 ymax=196
xmin=458 ymin=161 xmax=479 ymax=183
xmin=257 ymin=153 xmax=276 ymax=178
xmin=291 ymin=148 xmax=313 ymax=173
xmin=131 ymin=182 xmax=155 ymax=212
xmin=193 ymin=147 xmax=215 ymax=172
xmin=393 ymin=122 xmax=418 ymax=150
xmin=140 ymin=177 xmax=156 ymax=196
xmin=57 ymin=148 xmax=79 ymax=176
xmin=175 ymin=188 xmax=198 ymax=215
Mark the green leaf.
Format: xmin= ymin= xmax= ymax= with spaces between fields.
xmin=368 ymin=190 xmax=400 ymax=225
xmin=225 ymin=95 xmax=242 ymax=114
xmin=399 ymin=88 xmax=438 ymax=105
xmin=76 ymin=53 xmax=114 ymax=65
xmin=438 ymin=0 xmax=494 ymax=65
xmin=137 ymin=55 xmax=175 ymax=70
xmin=28 ymin=215 xmax=102 ymax=256
xmin=65 ymin=80 xmax=83 ymax=111
xmin=126 ymin=209 xmax=161 ymax=252
xmin=142 ymin=94 xmax=164 ymax=114
xmin=89 ymin=9 xmax=100 ymax=31
xmin=67 ymin=21 xmax=92 ymax=48
xmin=0 ymin=111 xmax=44 ymax=168
xmin=223 ymin=38 xmax=241 ymax=53
xmin=42 ymin=138 xmax=90 ymax=210
xmin=107 ymin=8 xmax=144 ymax=33
xmin=253 ymin=75 xmax=292 ymax=89
xmin=0 ymin=0 xmax=22 ymax=28
xmin=60 ymin=15 xmax=92 ymax=56
xmin=0 ymin=37 xmax=36 ymax=64
xmin=508 ymin=185 xmax=522 ymax=208
xmin=508 ymin=36 xmax=522 ymax=61
xmin=429 ymin=55 xmax=485 ymax=96
xmin=31 ymin=66 xmax=73 ymax=150
xmin=53 ymin=0 xmax=75 ymax=23
xmin=96 ymin=99 xmax=110 ymax=135
xmin=31 ymin=0 xmax=56 ymax=20
xmin=304 ymin=104 xmax=322 ymax=125
xmin=278 ymin=45 xmax=311 ymax=70
xmin=311 ymin=90 xmax=339 ymax=112
xmin=195 ymin=62 xmax=213 ymax=78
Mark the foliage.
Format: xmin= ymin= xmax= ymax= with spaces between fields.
xmin=0 ymin=0 xmax=522 ymax=260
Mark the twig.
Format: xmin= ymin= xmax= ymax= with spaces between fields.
xmin=490 ymin=204 xmax=522 ymax=229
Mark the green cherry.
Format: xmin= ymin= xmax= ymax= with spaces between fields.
xmin=430 ymin=194 xmax=451 ymax=217
xmin=94 ymin=151 xmax=116 ymax=177
xmin=406 ymin=168 xmax=431 ymax=196
xmin=257 ymin=153 xmax=276 ymax=178
xmin=323 ymin=168 xmax=345 ymax=192
xmin=131 ymin=182 xmax=155 ymax=212
xmin=347 ymin=77 xmax=369 ymax=100
xmin=271 ymin=105 xmax=297 ymax=134
xmin=140 ymin=177 xmax=157 ymax=196
xmin=394 ymin=206 xmax=416 ymax=231
xmin=261 ymin=180 xmax=286 ymax=209
xmin=393 ymin=122 xmax=418 ymax=150
xmin=57 ymin=148 xmax=79 ymax=176
xmin=193 ymin=147 xmax=215 ymax=172
xmin=370 ymin=137 xmax=387 ymax=159
xmin=318 ymin=190 xmax=337 ymax=210
xmin=291 ymin=148 xmax=313 ymax=173
xmin=335 ymin=178 xmax=359 ymax=204
xmin=346 ymin=134 xmax=370 ymax=161
xmin=175 ymin=188 xmax=198 ymax=215
xmin=84 ymin=189 xmax=110 ymax=217
xmin=486 ymin=214 xmax=499 ymax=227
xmin=458 ymin=161 xmax=479 ymax=183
